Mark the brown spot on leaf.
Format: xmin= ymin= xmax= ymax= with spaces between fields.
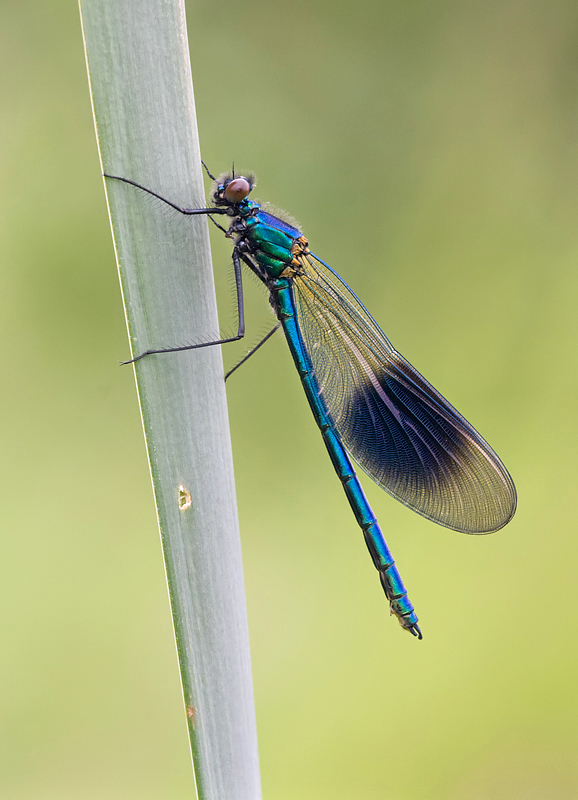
xmin=178 ymin=485 xmax=192 ymax=510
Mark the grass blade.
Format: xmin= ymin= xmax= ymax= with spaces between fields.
xmin=78 ymin=2 xmax=261 ymax=798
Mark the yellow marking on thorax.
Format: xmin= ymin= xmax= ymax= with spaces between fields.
xmin=280 ymin=237 xmax=311 ymax=277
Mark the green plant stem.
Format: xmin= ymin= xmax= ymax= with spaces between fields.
xmin=78 ymin=2 xmax=261 ymax=798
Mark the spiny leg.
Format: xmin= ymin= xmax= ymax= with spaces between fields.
xmin=103 ymin=174 xmax=227 ymax=217
xmin=208 ymin=215 xmax=229 ymax=235
xmin=225 ymin=324 xmax=281 ymax=381
xmin=201 ymin=160 xmax=217 ymax=181
xmin=122 ymin=247 xmax=246 ymax=364
xmin=105 ymin=174 xmax=231 ymax=236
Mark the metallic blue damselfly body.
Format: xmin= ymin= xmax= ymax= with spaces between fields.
xmin=105 ymin=168 xmax=517 ymax=639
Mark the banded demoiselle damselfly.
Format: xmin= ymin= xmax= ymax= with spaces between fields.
xmin=105 ymin=166 xmax=517 ymax=639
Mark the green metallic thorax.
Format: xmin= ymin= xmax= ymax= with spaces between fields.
xmin=236 ymin=200 xmax=297 ymax=278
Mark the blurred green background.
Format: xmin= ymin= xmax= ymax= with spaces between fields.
xmin=1 ymin=0 xmax=577 ymax=798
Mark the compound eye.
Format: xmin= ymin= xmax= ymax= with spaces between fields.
xmin=224 ymin=177 xmax=251 ymax=203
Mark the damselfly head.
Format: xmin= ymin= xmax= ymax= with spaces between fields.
xmin=212 ymin=172 xmax=255 ymax=206
xmin=225 ymin=178 xmax=252 ymax=202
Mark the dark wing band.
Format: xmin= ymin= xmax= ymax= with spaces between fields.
xmin=292 ymin=253 xmax=516 ymax=533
